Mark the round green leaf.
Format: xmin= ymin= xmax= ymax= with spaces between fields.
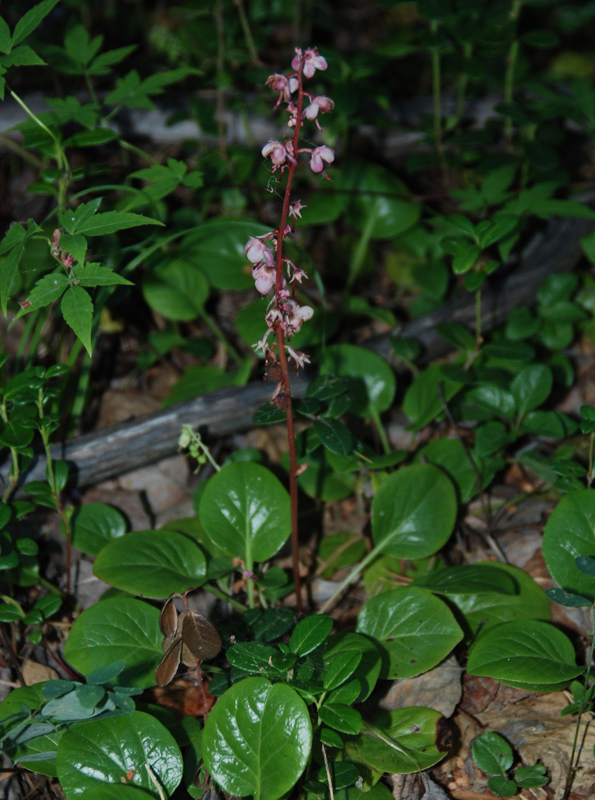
xmin=510 ymin=365 xmax=552 ymax=419
xmin=413 ymin=563 xmax=551 ymax=638
xmin=346 ymin=707 xmax=444 ymax=774
xmin=472 ymin=731 xmax=513 ymax=775
xmin=203 ymin=677 xmax=312 ymax=800
xmin=372 ymin=464 xmax=457 ymax=559
xmin=63 ymin=598 xmax=162 ymax=689
xmin=71 ymin=503 xmax=127 ymax=556
xmin=142 ymin=259 xmax=209 ymax=321
xmin=199 ymin=463 xmax=290 ymax=564
xmin=467 ymin=620 xmax=582 ymax=690
xmin=319 ymin=344 xmax=396 ymax=417
xmin=93 ymin=530 xmax=207 ymax=598
xmin=543 ymin=489 xmax=595 ymax=601
xmin=56 ymin=711 xmax=182 ymax=798
xmin=357 ymin=587 xmax=463 ymax=679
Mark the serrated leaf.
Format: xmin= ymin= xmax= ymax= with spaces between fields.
xmin=72 ymin=263 xmax=133 ymax=288
xmin=22 ymin=272 xmax=68 ymax=313
xmin=61 ymin=285 xmax=93 ymax=356
xmin=11 ymin=0 xmax=60 ymax=48
xmin=75 ymin=210 xmax=164 ymax=237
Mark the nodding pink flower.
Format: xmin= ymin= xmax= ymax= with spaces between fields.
xmin=292 ymin=47 xmax=328 ymax=78
xmin=266 ymin=73 xmax=299 ymax=107
xmin=245 ymin=237 xmax=274 ymax=265
xmin=253 ymin=264 xmax=276 ymax=295
xmin=304 ymin=96 xmax=334 ymax=121
xmin=289 ymin=200 xmax=307 ymax=219
xmin=309 ymin=145 xmax=335 ymax=175
xmin=262 ymin=140 xmax=289 ymax=166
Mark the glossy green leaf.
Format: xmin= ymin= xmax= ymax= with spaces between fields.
xmin=63 ymin=598 xmax=162 ymax=688
xmin=472 ymin=731 xmax=513 ymax=775
xmin=203 ymin=677 xmax=312 ymax=800
xmin=372 ymin=464 xmax=457 ymax=558
xmin=475 ymin=421 xmax=514 ymax=456
xmin=323 ymin=651 xmax=362 ymax=691
xmin=71 ymin=263 xmax=132 ymax=288
xmin=318 ymin=703 xmax=362 ymax=735
xmin=319 ymin=344 xmax=396 ymax=417
xmin=94 ymin=530 xmax=206 ymax=598
xmin=412 ymin=564 xmax=517 ymax=596
xmin=546 ymin=588 xmax=591 ymax=607
xmin=23 ymin=271 xmax=68 ymax=312
xmin=357 ymin=587 xmax=462 ymax=679
xmin=227 ymin=643 xmax=280 ymax=676
xmin=403 ymin=364 xmax=464 ymax=430
xmin=289 ymin=614 xmax=333 ymax=656
xmin=71 ymin=503 xmax=127 ymax=555
xmin=346 ymin=707 xmax=444 ymax=774
xmin=199 ymin=463 xmax=290 ymax=564
xmin=313 ymin=418 xmax=353 ymax=455
xmin=467 ymin=620 xmax=582 ymax=690
xmin=56 ymin=711 xmax=182 ymax=798
xmin=323 ymin=633 xmax=382 ymax=702
xmin=543 ymin=490 xmax=595 ymax=601
xmin=465 ymin=385 xmax=516 ymax=419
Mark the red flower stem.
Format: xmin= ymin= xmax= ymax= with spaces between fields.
xmin=273 ymin=63 xmax=305 ymax=614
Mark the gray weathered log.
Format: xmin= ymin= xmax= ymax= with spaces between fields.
xmin=1 ymin=206 xmax=592 ymax=492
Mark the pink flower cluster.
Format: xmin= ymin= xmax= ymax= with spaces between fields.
xmin=245 ymin=47 xmax=335 ymax=371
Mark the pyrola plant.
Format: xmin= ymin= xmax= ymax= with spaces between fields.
xmin=245 ymin=46 xmax=335 ymax=383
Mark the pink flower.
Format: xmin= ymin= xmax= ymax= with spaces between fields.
xmin=245 ymin=236 xmax=274 ymax=265
xmin=266 ymin=73 xmax=298 ymax=107
xmin=252 ymin=264 xmax=275 ymax=295
xmin=303 ymin=96 xmax=334 ymax=120
xmin=309 ymin=145 xmax=335 ymax=175
xmin=261 ymin=140 xmax=288 ymax=166
xmin=286 ymin=346 xmax=311 ymax=369
xmin=292 ymin=47 xmax=328 ymax=78
xmin=289 ymin=200 xmax=306 ymax=219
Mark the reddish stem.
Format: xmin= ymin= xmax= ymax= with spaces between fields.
xmin=272 ymin=64 xmax=305 ymax=614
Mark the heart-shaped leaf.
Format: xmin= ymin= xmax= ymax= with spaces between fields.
xmin=203 ymin=677 xmax=312 ymax=800
xmin=199 ymin=463 xmax=290 ymax=565
xmin=56 ymin=711 xmax=182 ymax=798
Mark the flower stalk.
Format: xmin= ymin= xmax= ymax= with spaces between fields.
xmin=246 ymin=47 xmax=335 ymax=614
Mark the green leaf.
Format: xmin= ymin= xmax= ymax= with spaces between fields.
xmin=475 ymin=421 xmax=514 ymax=456
xmin=71 ymin=503 xmax=127 ymax=555
xmin=64 ymin=129 xmax=118 ymax=148
xmin=515 ymin=763 xmax=548 ymax=788
xmin=227 ymin=642 xmax=280 ymax=676
xmin=318 ymin=703 xmax=362 ymax=735
xmin=412 ymin=564 xmax=517 ymax=597
xmin=62 ymin=597 xmax=162 ymax=688
xmin=346 ymin=707 xmax=445 ymax=774
xmin=467 ymin=620 xmax=583 ymax=690
xmin=546 ymin=588 xmax=592 ymax=607
xmin=0 ymin=241 xmax=24 ymax=315
xmin=199 ymin=463 xmax=290 ymax=564
xmin=323 ymin=633 xmax=382 ymax=702
xmin=371 ymin=464 xmax=457 ymax=559
xmin=22 ymin=271 xmax=68 ymax=312
xmin=61 ymin=285 xmax=93 ymax=356
xmin=345 ymin=160 xmax=420 ymax=240
xmin=59 ymin=198 xmax=102 ymax=234
xmin=56 ymin=712 xmax=182 ymax=798
xmin=1 ymin=45 xmax=46 ymax=66
xmin=71 ymin=263 xmax=133 ymax=288
xmin=88 ymin=45 xmax=137 ymax=76
xmin=543 ymin=490 xmax=595 ymax=601
xmin=357 ymin=587 xmax=463 ymax=679
xmin=0 ymin=682 xmax=61 ymax=776
xmin=313 ymin=418 xmax=353 ymax=455
xmin=487 ymin=776 xmax=518 ymax=797
xmin=181 ymin=220 xmax=271 ymax=290
xmin=93 ymin=530 xmax=207 ymax=598
xmin=472 ymin=731 xmax=513 ymax=775
xmin=510 ymin=365 xmax=553 ymax=418
xmin=465 ymin=384 xmax=516 ymax=419
xmin=319 ymin=344 xmax=396 ymax=417
xmin=436 ymin=322 xmax=475 ymax=352
xmin=323 ymin=651 xmax=362 ymax=691
xmin=143 ymin=259 xmax=209 ymax=321
xmin=11 ymin=0 xmax=61 ymax=48
xmin=203 ymin=677 xmax=312 ymax=800
xmin=289 ymin=614 xmax=333 ymax=656
xmin=521 ymin=410 xmax=577 ymax=439
xmin=415 ymin=438 xmax=481 ymax=503
xmin=75 ymin=211 xmax=163 ymax=237
xmin=0 ymin=16 xmax=11 ymax=53
xmin=403 ymin=363 xmax=464 ymax=430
